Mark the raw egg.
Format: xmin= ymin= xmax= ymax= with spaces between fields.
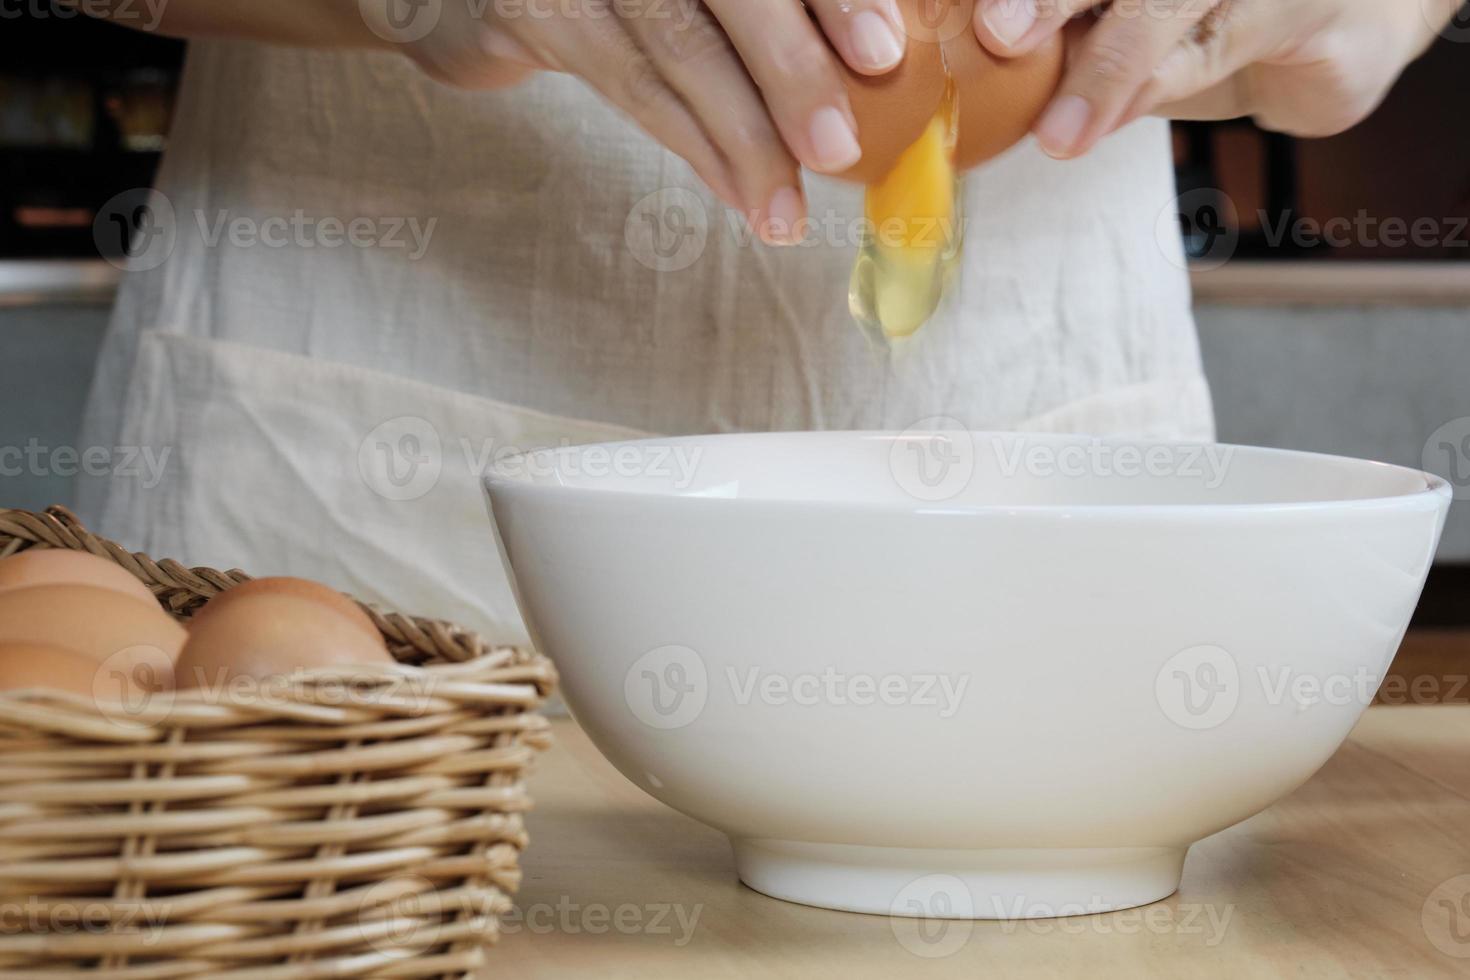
xmin=0 ymin=585 xmax=184 ymax=692
xmin=175 ymin=592 xmax=392 ymax=690
xmin=0 ymin=549 xmax=156 ymax=605
xmin=833 ymin=0 xmax=1064 ymax=340
xmin=190 ymin=577 xmax=380 ymax=640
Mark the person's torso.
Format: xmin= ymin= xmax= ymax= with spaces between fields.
xmin=78 ymin=42 xmax=1214 ymax=644
xmin=107 ymin=42 xmax=1209 ymax=436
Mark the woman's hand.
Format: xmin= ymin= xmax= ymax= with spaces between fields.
xmin=385 ymin=0 xmax=910 ymax=243
xmin=970 ymin=0 xmax=1464 ymax=159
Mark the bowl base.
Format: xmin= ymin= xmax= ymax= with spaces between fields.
xmin=732 ymin=839 xmax=1187 ymax=919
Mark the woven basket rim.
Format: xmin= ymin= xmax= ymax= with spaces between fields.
xmin=0 ymin=505 xmax=557 ymax=737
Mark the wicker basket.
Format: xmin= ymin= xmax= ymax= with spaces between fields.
xmin=0 ymin=506 xmax=557 ymax=979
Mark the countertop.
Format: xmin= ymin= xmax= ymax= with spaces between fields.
xmin=487 ymin=709 xmax=1470 ymax=978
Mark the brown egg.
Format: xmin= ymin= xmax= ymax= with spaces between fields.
xmin=0 ymin=585 xmax=184 ymax=692
xmin=0 ymin=643 xmax=108 ymax=699
xmin=191 ymin=577 xmax=380 ymax=641
xmin=0 ymin=549 xmax=156 ymax=605
xmin=836 ymin=0 xmax=948 ymax=185
xmin=836 ymin=0 xmax=1064 ymax=183
xmin=944 ymin=22 xmax=1065 ymax=171
xmin=175 ymin=593 xmax=392 ymax=690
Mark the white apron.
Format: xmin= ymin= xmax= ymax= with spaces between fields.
xmin=78 ymin=41 xmax=1214 ymax=647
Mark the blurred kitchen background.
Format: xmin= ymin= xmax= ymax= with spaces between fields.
xmin=1 ymin=7 xmax=1467 ymax=640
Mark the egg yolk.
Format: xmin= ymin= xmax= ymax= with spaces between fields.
xmin=848 ymin=78 xmax=962 ymax=342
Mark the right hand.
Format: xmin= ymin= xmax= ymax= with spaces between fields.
xmin=368 ymin=0 xmax=910 ymax=244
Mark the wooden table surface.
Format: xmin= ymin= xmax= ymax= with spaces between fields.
xmin=486 ymin=708 xmax=1470 ymax=978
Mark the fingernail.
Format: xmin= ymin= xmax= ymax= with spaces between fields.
xmin=808 ymin=106 xmax=862 ymax=173
xmin=761 ymin=187 xmax=805 ymax=246
xmin=980 ymin=0 xmax=1037 ymax=50
xmin=1035 ymin=94 xmax=1091 ymax=158
xmin=849 ymin=10 xmax=905 ymax=71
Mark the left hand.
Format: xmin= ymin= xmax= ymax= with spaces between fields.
xmin=971 ymin=0 xmax=1464 ymax=159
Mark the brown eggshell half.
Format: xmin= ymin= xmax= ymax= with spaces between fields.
xmin=942 ymin=23 xmax=1065 ymax=171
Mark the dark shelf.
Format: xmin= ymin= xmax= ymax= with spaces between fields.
xmin=0 ymin=8 xmax=183 ymax=73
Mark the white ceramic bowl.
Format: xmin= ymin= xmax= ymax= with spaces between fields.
xmin=484 ymin=432 xmax=1450 ymax=919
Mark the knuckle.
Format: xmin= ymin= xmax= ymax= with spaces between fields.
xmin=653 ymin=12 xmax=728 ymax=66
xmin=765 ymin=33 xmax=840 ymax=91
xmin=621 ymin=49 xmax=670 ymax=107
xmin=1289 ymin=31 xmax=1383 ymax=135
xmin=1084 ymin=32 xmax=1147 ymax=89
xmin=723 ymin=119 xmax=787 ymax=165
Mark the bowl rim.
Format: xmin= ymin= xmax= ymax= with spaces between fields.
xmin=482 ymin=430 xmax=1452 ymax=518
